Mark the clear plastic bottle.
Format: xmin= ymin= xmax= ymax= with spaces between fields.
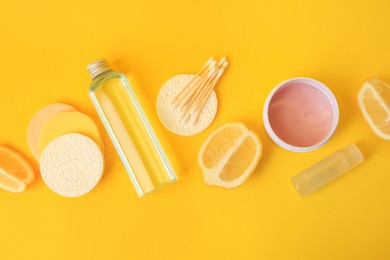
xmin=291 ymin=144 xmax=364 ymax=196
xmin=87 ymin=58 xmax=178 ymax=197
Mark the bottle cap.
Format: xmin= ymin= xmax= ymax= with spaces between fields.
xmin=341 ymin=144 xmax=364 ymax=168
xmin=87 ymin=58 xmax=112 ymax=79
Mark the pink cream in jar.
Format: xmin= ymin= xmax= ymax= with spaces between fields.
xmin=263 ymin=78 xmax=339 ymax=152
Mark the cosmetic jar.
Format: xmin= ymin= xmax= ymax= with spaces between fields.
xmin=263 ymin=77 xmax=339 ymax=152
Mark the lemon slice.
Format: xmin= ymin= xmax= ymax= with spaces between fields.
xmin=0 ymin=169 xmax=26 ymax=192
xmin=198 ymin=123 xmax=262 ymax=188
xmin=358 ymin=78 xmax=390 ymax=140
xmin=0 ymin=146 xmax=35 ymax=193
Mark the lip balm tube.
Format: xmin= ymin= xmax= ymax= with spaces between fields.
xmin=291 ymin=144 xmax=364 ymax=196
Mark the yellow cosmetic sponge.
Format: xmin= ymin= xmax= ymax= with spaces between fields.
xmin=27 ymin=103 xmax=76 ymax=160
xmin=38 ymin=111 xmax=103 ymax=158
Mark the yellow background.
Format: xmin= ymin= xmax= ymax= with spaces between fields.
xmin=1 ymin=0 xmax=390 ymax=259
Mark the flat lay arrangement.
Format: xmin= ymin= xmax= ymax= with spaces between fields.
xmin=1 ymin=57 xmax=388 ymax=198
xmin=1 ymin=1 xmax=390 ymax=259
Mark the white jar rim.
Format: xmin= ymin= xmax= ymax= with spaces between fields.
xmin=263 ymin=77 xmax=339 ymax=152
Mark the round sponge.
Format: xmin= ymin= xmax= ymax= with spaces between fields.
xmin=38 ymin=111 xmax=103 ymax=158
xmin=27 ymin=103 xmax=76 ymax=160
xmin=40 ymin=133 xmax=104 ymax=197
xmin=156 ymin=74 xmax=218 ymax=136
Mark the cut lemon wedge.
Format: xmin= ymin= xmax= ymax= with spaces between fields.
xmin=198 ymin=123 xmax=262 ymax=188
xmin=0 ymin=168 xmax=27 ymax=192
xmin=358 ymin=78 xmax=390 ymax=140
xmin=0 ymin=146 xmax=35 ymax=192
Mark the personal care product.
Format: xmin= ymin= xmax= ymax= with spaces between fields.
xmin=263 ymin=77 xmax=339 ymax=152
xmin=87 ymin=58 xmax=178 ymax=197
xmin=40 ymin=133 xmax=104 ymax=197
xmin=291 ymin=144 xmax=364 ymax=196
xmin=157 ymin=74 xmax=217 ymax=136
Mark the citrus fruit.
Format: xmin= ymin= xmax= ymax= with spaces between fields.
xmin=198 ymin=123 xmax=262 ymax=188
xmin=358 ymin=78 xmax=390 ymax=140
xmin=0 ymin=146 xmax=35 ymax=192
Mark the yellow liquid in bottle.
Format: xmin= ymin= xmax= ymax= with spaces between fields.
xmin=89 ymin=73 xmax=177 ymax=196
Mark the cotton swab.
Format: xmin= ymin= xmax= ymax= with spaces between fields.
xmin=171 ymin=57 xmax=228 ymax=125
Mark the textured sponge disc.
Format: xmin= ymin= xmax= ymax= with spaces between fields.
xmin=38 ymin=111 xmax=103 ymax=158
xmin=27 ymin=103 xmax=76 ymax=160
xmin=40 ymin=133 xmax=104 ymax=197
xmin=156 ymin=74 xmax=218 ymax=136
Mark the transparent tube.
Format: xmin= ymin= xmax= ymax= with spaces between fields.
xmin=87 ymin=59 xmax=178 ymax=197
xmin=291 ymin=144 xmax=364 ymax=197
